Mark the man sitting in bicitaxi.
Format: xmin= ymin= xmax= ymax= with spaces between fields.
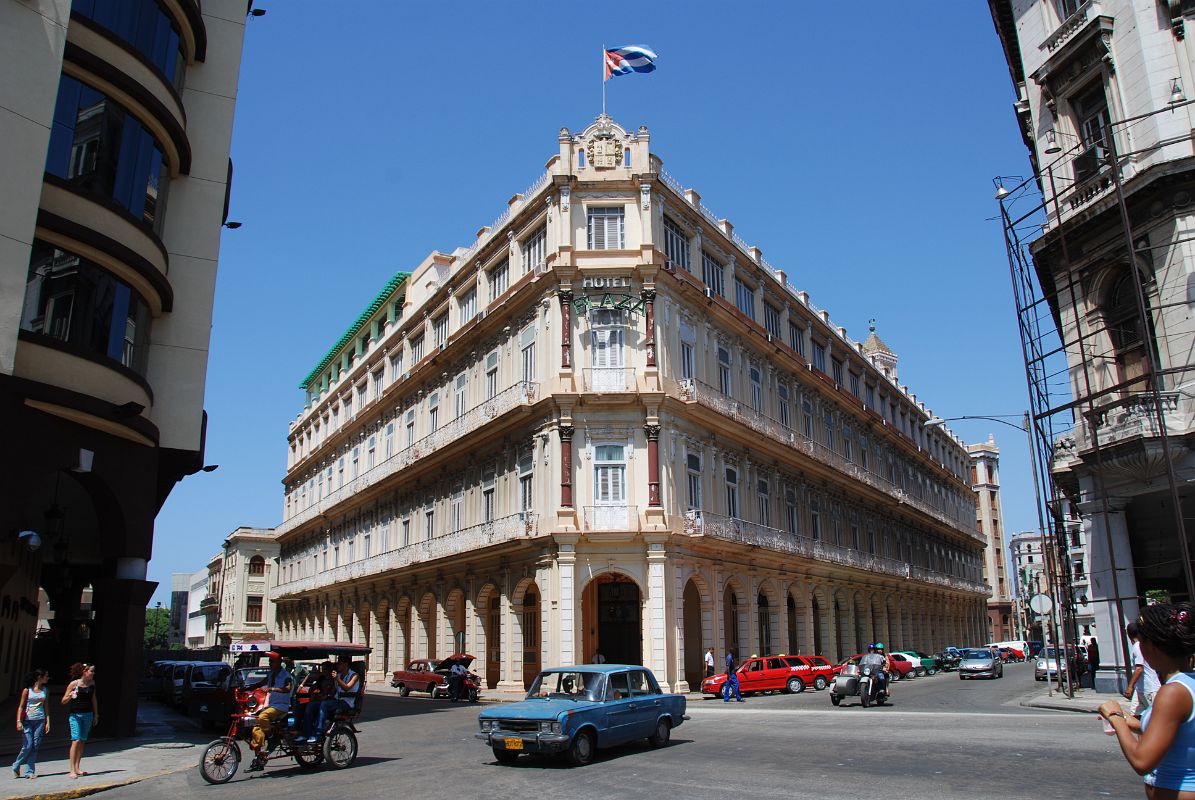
xmin=298 ymin=656 xmax=360 ymax=743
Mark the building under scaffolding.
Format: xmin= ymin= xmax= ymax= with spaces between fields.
xmin=990 ymin=0 xmax=1195 ymax=692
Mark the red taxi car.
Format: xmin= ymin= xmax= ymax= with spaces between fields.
xmin=391 ymin=659 xmax=446 ymax=697
xmin=700 ymin=654 xmax=837 ymax=695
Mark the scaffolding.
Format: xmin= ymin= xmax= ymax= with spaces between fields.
xmin=995 ymin=99 xmax=1195 ymax=696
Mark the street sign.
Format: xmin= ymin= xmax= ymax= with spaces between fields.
xmin=1029 ymin=593 xmax=1053 ymax=615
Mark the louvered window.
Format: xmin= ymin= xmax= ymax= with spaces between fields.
xmin=587 ymin=207 xmax=624 ymax=249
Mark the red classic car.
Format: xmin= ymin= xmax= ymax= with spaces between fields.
xmin=391 ymin=654 xmax=476 ymax=697
xmin=838 ymin=654 xmax=913 ymax=680
xmin=700 ymin=654 xmax=837 ymax=695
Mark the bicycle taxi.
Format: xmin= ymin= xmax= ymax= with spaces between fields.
xmin=199 ymin=640 xmax=369 ymax=784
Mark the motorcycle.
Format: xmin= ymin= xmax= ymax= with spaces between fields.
xmin=430 ymin=653 xmax=482 ymax=703
xmin=934 ymin=651 xmax=961 ymax=672
xmin=829 ymin=663 xmax=888 ymax=708
xmin=198 ymin=641 xmax=369 ymax=785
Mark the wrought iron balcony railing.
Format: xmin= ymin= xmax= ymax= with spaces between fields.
xmin=582 ymin=505 xmax=639 ymax=531
xmin=676 ymin=379 xmax=978 ymax=541
xmin=274 ymin=512 xmax=540 ymax=598
xmin=279 ymin=381 xmax=538 ymax=535
xmin=682 ymin=511 xmax=988 ymax=595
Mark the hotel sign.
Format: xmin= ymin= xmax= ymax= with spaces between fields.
xmin=572 ymin=276 xmax=644 ymax=316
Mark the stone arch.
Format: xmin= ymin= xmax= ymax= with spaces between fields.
xmin=811 ymin=584 xmax=831 ymax=658
xmin=681 ymin=575 xmax=710 ymax=690
xmin=722 ymin=576 xmax=748 ymax=659
xmin=373 ymin=597 xmax=391 ymax=676
xmin=512 ymin=577 xmax=541 ymax=690
xmin=417 ymin=591 xmax=437 ymax=660
xmin=756 ymin=578 xmax=781 ymax=656
xmin=392 ymin=594 xmax=413 ymax=668
xmin=853 ymin=590 xmax=869 ymax=654
xmin=580 ymin=569 xmax=645 ymax=666
xmin=475 ymin=582 xmax=502 ymax=689
xmin=785 ymin=581 xmax=807 ymax=655
xmin=445 ymin=587 xmax=466 ymax=654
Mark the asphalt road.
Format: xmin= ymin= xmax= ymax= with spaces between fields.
xmin=105 ymin=662 xmax=1142 ymax=800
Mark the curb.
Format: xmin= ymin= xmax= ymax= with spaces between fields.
xmin=1 ymin=763 xmax=191 ymax=800
xmin=1019 ymin=700 xmax=1101 ymax=714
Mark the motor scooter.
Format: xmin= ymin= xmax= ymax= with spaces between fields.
xmin=829 ymin=663 xmax=888 ymax=708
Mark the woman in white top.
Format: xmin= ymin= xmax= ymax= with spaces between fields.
xmin=13 ymin=669 xmax=49 ymax=779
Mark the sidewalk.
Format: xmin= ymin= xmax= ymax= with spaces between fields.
xmin=1020 ymin=685 xmax=1127 ymax=714
xmin=0 ymin=700 xmax=207 ymax=800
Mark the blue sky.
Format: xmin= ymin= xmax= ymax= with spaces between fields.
xmin=150 ymin=1 xmax=1042 ymax=605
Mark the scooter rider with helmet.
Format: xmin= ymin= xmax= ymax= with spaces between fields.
xmin=859 ymin=643 xmax=892 ymax=698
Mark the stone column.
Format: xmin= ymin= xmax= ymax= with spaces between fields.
xmin=559 ymin=290 xmax=573 ymax=369
xmin=496 ymin=571 xmax=522 ymax=693
xmin=644 ymin=423 xmax=662 ymax=507
xmin=1084 ymin=499 xmax=1138 ymax=692
xmin=559 ymin=425 xmax=575 ymax=508
xmin=90 ymin=577 xmax=156 ymax=737
xmin=645 ymin=536 xmax=669 ymax=684
xmin=642 ymin=288 xmax=657 ymax=368
xmin=556 ymin=537 xmax=577 ymax=665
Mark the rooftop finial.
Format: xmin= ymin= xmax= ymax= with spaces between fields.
xmin=869 ymin=318 xmax=876 ymax=333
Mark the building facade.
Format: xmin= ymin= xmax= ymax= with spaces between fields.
xmin=169 ymin=572 xmax=189 ymax=645
xmin=1010 ymin=530 xmax=1047 ymax=641
xmin=0 ymin=0 xmax=248 ymax=731
xmin=195 ymin=528 xmax=278 ymax=649
xmin=990 ymin=0 xmax=1195 ymax=687
xmin=269 ymin=116 xmax=990 ymax=692
xmin=968 ymin=437 xmax=1014 ymax=640
xmin=185 ymin=567 xmax=207 ymax=648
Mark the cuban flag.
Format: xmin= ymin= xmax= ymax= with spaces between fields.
xmin=604 ymin=45 xmax=658 ymax=80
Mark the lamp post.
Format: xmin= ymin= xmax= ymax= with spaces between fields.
xmin=925 ymin=413 xmax=1076 ymax=697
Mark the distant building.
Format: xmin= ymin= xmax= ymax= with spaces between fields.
xmin=186 ymin=569 xmax=208 ymax=648
xmin=169 ymin=573 xmax=190 ymax=646
xmin=1010 ymin=530 xmax=1047 ymax=642
xmin=194 ymin=528 xmax=278 ymax=650
xmin=969 ymin=437 xmax=1013 ymax=641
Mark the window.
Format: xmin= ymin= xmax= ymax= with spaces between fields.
xmin=22 ymin=242 xmax=152 ymax=374
xmin=785 ymin=489 xmax=798 ymax=534
xmin=590 ymin=308 xmax=626 ymax=389
xmin=686 ymin=452 xmax=702 ymax=511
xmin=832 ymin=359 xmax=844 ymax=385
xmin=778 ymin=383 xmax=791 ymax=428
xmin=246 ymin=596 xmax=263 ymax=623
xmin=411 ymin=335 xmax=424 ymax=363
xmin=390 ymin=352 xmax=403 ymax=382
xmin=483 ymin=486 xmax=495 ymax=522
xmin=74 ymin=0 xmax=185 ymax=89
xmin=367 ymin=435 xmax=376 ymax=469
xmin=802 ymin=397 xmax=814 ymax=439
xmin=679 ymin=322 xmax=696 ymax=380
xmin=1107 ymin=272 xmax=1151 ymax=385
xmin=519 ymin=450 xmax=534 ymax=512
xmin=485 ymin=350 xmax=499 ymax=398
xmin=789 ymin=322 xmax=805 ymax=357
xmin=702 ymin=252 xmax=725 ymax=297
xmin=663 ymin=216 xmax=690 ymax=271
xmin=248 ymin=555 xmax=265 ymax=576
xmin=750 ymin=366 xmax=763 ymax=412
xmin=454 ymin=373 xmax=467 ymax=418
xmin=520 ymin=324 xmax=536 ymax=383
xmin=843 ymin=425 xmax=853 ymax=462
xmin=734 ymin=278 xmax=755 ymax=320
xmin=717 ymin=347 xmax=732 ymax=395
xmin=459 ymin=286 xmax=477 ymax=324
xmin=764 ymin=304 xmax=781 ymax=338
xmin=356 ymin=383 xmax=367 ymax=413
xmin=587 ymin=207 xmax=624 ymax=249
xmin=401 ymin=518 xmax=410 ymax=547
xmin=823 ymin=411 xmax=834 ymax=451
xmin=385 ymin=423 xmax=394 ymax=459
xmin=1073 ymin=84 xmax=1111 ymax=184
xmin=725 ymin=468 xmax=740 ymax=517
xmin=405 ymin=409 xmax=415 ymax=446
xmin=594 ymin=445 xmax=627 ymax=504
xmin=865 ymin=384 xmax=876 ymax=410
xmin=363 ymin=530 xmax=371 ymax=558
xmin=433 ymin=314 xmax=448 ymax=348
xmin=522 ymin=226 xmax=546 ymax=274
xmin=452 ymin=492 xmax=464 ymax=533
xmin=428 ymin=392 xmax=439 ymax=432
xmin=489 ymin=259 xmax=509 ymax=301
xmin=811 ymin=342 xmax=826 ymax=373
xmin=810 ymin=499 xmax=821 ymax=541
xmin=1055 ymin=0 xmax=1081 ymax=20
xmin=47 ymin=76 xmax=168 ymax=231
xmin=351 ymin=446 xmax=360 ymax=479
xmin=849 ymin=373 xmax=860 ymax=397
xmin=425 ymin=508 xmax=435 ymax=539
xmin=757 ymin=479 xmax=771 ymax=527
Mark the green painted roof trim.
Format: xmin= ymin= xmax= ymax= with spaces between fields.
xmin=298 ymin=272 xmax=411 ymax=390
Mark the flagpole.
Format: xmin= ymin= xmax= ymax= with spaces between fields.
xmin=601 ymin=45 xmax=606 ymax=116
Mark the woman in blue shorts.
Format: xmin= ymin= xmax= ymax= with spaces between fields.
xmin=1100 ymin=603 xmax=1195 ymax=798
xmin=60 ymin=663 xmax=98 ymax=780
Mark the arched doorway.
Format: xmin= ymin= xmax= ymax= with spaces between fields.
xmin=582 ymin=574 xmax=641 ymax=665
xmin=682 ymin=579 xmax=704 ymax=688
xmin=446 ymin=588 xmax=465 ymax=653
xmin=478 ymin=585 xmax=501 ymax=689
xmin=811 ymin=595 xmax=823 ymax=655
xmin=520 ymin=585 xmax=541 ymax=689
xmin=757 ymin=593 xmax=773 ymax=655
xmin=833 ymin=598 xmax=845 ymax=659
xmin=787 ymin=593 xmax=800 ymax=654
xmin=723 ymin=584 xmax=744 ymax=658
xmin=418 ymin=593 xmax=436 ymax=660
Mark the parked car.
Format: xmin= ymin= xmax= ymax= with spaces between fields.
xmin=391 ymin=659 xmax=446 ymax=697
xmin=477 ymin=665 xmax=686 ymax=766
xmin=1035 ymin=646 xmax=1081 ymax=681
xmin=700 ymin=654 xmax=835 ymax=696
xmin=1027 ymin=641 xmax=1044 ymax=657
xmin=959 ymin=648 xmax=1004 ymax=680
xmin=892 ymin=651 xmax=938 ymax=676
xmin=184 ymin=662 xmax=232 ymax=727
xmin=934 ymin=650 xmax=961 ymax=671
xmin=887 ymin=652 xmax=921 ymax=678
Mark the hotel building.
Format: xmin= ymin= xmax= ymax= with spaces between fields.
xmin=270 ymin=116 xmax=989 ymax=692
xmin=968 ymin=436 xmax=1015 ymax=640
xmin=0 ymin=0 xmax=248 ymax=732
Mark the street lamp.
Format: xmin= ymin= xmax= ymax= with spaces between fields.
xmin=924 ymin=412 xmax=1076 ymax=697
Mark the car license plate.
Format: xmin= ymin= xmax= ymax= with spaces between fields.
xmin=504 ymin=737 xmax=523 ymax=751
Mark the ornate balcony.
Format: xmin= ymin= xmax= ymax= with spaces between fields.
xmin=582 ymin=505 xmax=639 ymax=531
xmin=581 ymin=368 xmax=638 ymax=393
xmin=274 ymin=512 xmax=540 ymax=599
xmin=1053 ymin=392 xmax=1190 ymax=475
xmin=682 ymin=511 xmax=988 ymax=595
xmin=676 ymin=379 xmax=979 ymax=542
xmin=278 ymin=381 xmax=539 ymax=536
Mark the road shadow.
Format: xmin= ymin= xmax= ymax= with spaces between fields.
xmin=486 ymin=739 xmax=693 ymax=770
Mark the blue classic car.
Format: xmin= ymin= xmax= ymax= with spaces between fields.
xmin=476 ymin=664 xmax=686 ymax=766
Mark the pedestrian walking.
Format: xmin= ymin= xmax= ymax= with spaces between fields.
xmin=1098 ymin=603 xmax=1195 ymax=796
xmin=592 ymin=649 xmax=607 ymax=664
xmin=722 ymin=649 xmax=743 ymax=702
xmin=61 ymin=663 xmax=97 ymax=780
xmin=704 ymin=647 xmax=715 ymax=678
xmin=1126 ymin=622 xmax=1162 ymax=714
xmin=1086 ymin=637 xmax=1100 ymax=688
xmin=12 ymin=669 xmax=49 ymax=779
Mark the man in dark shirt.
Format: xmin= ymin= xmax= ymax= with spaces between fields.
xmin=722 ymin=650 xmax=744 ymax=703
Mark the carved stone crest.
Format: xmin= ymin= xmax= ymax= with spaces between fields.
xmin=587 ymin=134 xmax=624 ymax=169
